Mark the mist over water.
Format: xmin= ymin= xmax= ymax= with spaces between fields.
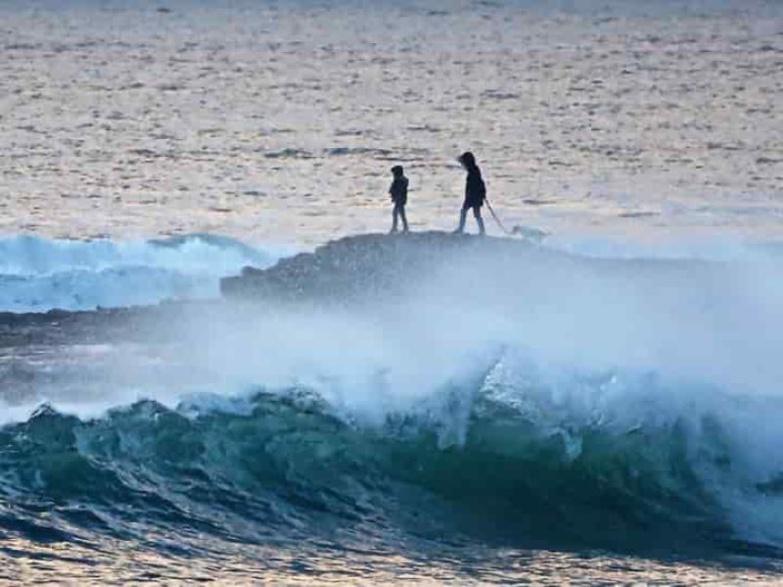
xmin=2 ymin=235 xmax=783 ymax=582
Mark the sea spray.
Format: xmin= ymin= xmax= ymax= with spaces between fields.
xmin=2 ymin=233 xmax=783 ymax=559
xmin=0 ymin=234 xmax=281 ymax=312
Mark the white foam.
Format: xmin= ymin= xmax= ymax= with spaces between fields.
xmin=0 ymin=234 xmax=283 ymax=312
xmin=3 ymin=235 xmax=783 ymax=547
xmin=544 ymin=232 xmax=783 ymax=261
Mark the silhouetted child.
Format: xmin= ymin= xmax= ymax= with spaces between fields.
xmin=389 ymin=165 xmax=409 ymax=233
xmin=454 ymin=151 xmax=486 ymax=235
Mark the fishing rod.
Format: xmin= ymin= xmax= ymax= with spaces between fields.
xmin=484 ymin=198 xmax=511 ymax=236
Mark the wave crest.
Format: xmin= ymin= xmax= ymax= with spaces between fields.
xmin=3 ymin=367 xmax=782 ymax=556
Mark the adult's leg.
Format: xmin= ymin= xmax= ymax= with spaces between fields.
xmin=455 ymin=207 xmax=468 ymax=233
xmin=473 ymin=206 xmax=485 ymax=235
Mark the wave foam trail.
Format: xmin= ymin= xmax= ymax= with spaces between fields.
xmin=0 ymin=234 xmax=280 ymax=312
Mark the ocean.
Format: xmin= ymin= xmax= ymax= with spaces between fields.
xmin=1 ymin=0 xmax=783 ymax=584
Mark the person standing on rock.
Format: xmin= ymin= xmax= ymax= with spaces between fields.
xmin=454 ymin=151 xmax=486 ymax=235
xmin=389 ymin=165 xmax=409 ymax=233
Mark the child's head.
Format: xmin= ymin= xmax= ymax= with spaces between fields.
xmin=391 ymin=165 xmax=404 ymax=177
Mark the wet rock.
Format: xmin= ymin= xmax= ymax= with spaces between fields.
xmin=220 ymin=231 xmax=536 ymax=304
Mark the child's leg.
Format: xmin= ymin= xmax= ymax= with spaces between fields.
xmin=391 ymin=203 xmax=399 ymax=232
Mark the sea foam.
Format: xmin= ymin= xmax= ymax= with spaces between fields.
xmin=0 ymin=234 xmax=282 ymax=312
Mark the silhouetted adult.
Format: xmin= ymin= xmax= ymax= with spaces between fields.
xmin=454 ymin=151 xmax=486 ymax=235
xmin=389 ymin=165 xmax=409 ymax=233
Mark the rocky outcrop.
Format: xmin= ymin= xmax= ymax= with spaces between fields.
xmin=219 ymin=231 xmax=539 ymax=304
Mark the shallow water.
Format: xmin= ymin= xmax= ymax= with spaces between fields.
xmin=2 ymin=534 xmax=781 ymax=585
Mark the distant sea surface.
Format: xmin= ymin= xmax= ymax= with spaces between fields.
xmin=1 ymin=0 xmax=781 ymax=245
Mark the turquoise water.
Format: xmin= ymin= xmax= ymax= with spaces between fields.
xmin=2 ymin=382 xmax=782 ymax=583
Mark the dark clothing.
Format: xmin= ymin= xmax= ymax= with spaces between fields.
xmin=389 ymin=175 xmax=409 ymax=232
xmin=390 ymin=176 xmax=408 ymax=206
xmin=463 ymin=166 xmax=485 ymax=209
xmin=455 ymin=162 xmax=486 ymax=235
xmin=457 ymin=205 xmax=485 ymax=234
xmin=392 ymin=201 xmax=408 ymax=232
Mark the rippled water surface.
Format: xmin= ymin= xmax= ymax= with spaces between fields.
xmin=1 ymin=0 xmax=781 ymax=243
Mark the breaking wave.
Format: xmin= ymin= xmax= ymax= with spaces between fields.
xmin=0 ymin=234 xmax=280 ymax=312
xmin=1 ymin=353 xmax=783 ymax=557
xmin=1 ymin=232 xmax=783 ymax=562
